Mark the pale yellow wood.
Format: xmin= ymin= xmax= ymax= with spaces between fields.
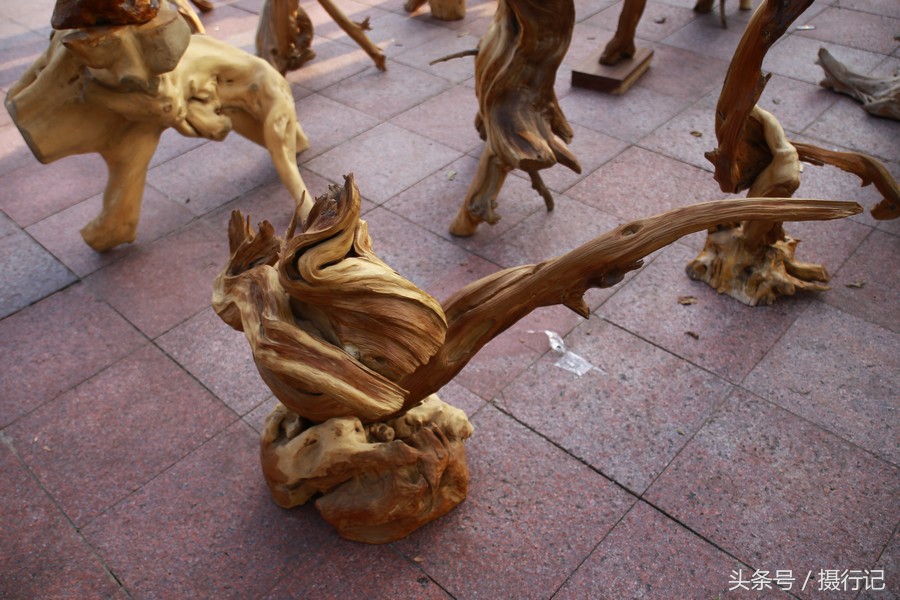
xmin=213 ymin=173 xmax=859 ymax=542
xmin=4 ymin=0 xmax=312 ymax=252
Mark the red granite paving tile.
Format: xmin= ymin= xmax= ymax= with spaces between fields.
xmin=0 ymin=27 xmax=46 ymax=90
xmin=83 ymin=421 xmax=336 ymax=599
xmin=157 ymin=307 xmax=270 ymax=415
xmin=763 ymin=35 xmax=887 ymax=86
xmin=0 ymin=122 xmax=36 ymax=177
xmin=556 ymin=502 xmax=748 ymax=599
xmin=599 ymin=244 xmax=811 ymax=383
xmin=568 ymin=147 xmax=722 ymax=242
xmin=574 ymin=0 xmax=622 ymax=19
xmin=303 ymin=0 xmax=392 ymax=40
xmin=197 ymin=3 xmax=260 ymax=48
xmin=203 ymin=168 xmax=335 ymax=239
xmin=744 ymin=301 xmax=898 ymax=464
xmin=148 ymin=133 xmax=285 ymax=216
xmin=509 ymin=123 xmax=630 ymax=195
xmin=634 ymin=43 xmax=732 ymax=102
xmin=390 ymin=85 xmax=482 ymax=153
xmin=331 ymin=11 xmax=449 ymax=58
xmin=756 ymin=74 xmax=841 ymax=134
xmin=383 ymin=155 xmax=552 ymax=250
xmin=7 ymin=345 xmax=236 ymax=527
xmin=660 ymin=15 xmax=746 ymax=63
xmin=837 ymin=0 xmax=900 ymax=19
xmin=451 ymin=322 xmax=552 ymax=401
xmin=478 ymin=194 xmax=623 ymax=268
xmin=243 ymin=395 xmax=278 ymax=434
xmin=860 ymin=531 xmax=898 ymax=600
xmin=84 ymin=220 xmax=228 ymax=339
xmin=149 ymin=128 xmax=209 ymax=169
xmin=820 ymin=230 xmax=900 ymax=334
xmin=0 ymin=154 xmax=107 ymax=227
xmin=319 ymin=60 xmax=452 ymax=120
xmin=560 ymin=85 xmax=694 ymax=143
xmin=799 ymin=7 xmax=900 ymax=55
xmin=636 ymin=103 xmax=720 ymax=171
xmin=392 ymin=29 xmax=480 ymax=84
xmin=805 ymin=96 xmax=900 ymax=163
xmin=25 ymin=185 xmax=195 ymax=278
xmin=0 ymin=210 xmax=17 ymax=238
xmin=0 ymin=444 xmax=127 ymax=599
xmin=645 ymin=390 xmax=899 ymax=600
xmin=587 ymin=0 xmax=700 ymax=44
xmin=283 ymin=38 xmax=374 ymax=92
xmin=0 ymin=287 xmax=147 ymax=421
xmin=361 ymin=206 xmax=473 ymax=289
xmin=432 ymin=379 xmax=487 ymax=416
xmin=422 ymin=250 xmax=501 ymax=303
xmin=0 ymin=230 xmax=76 ymax=318
xmin=393 ymin=404 xmax=635 ymax=599
xmin=263 ymin=540 xmax=451 ymax=599
xmin=498 ymin=318 xmax=732 ymax=493
xmin=304 ymin=123 xmax=461 ymax=204
xmin=295 ymin=94 xmax=379 ymax=159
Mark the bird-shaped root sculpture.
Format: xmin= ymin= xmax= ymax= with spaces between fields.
xmin=213 ymin=174 xmax=859 ymax=543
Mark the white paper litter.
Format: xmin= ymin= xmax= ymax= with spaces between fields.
xmin=532 ymin=330 xmax=603 ymax=377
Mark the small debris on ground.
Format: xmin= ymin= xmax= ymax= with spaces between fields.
xmin=685 ymin=331 xmax=700 ymax=339
xmin=654 ymin=17 xmax=667 ymax=24
xmin=678 ymin=295 xmax=698 ymax=305
xmin=690 ymin=130 xmax=703 ymax=137
xmin=796 ymin=24 xmax=815 ymax=30
xmin=845 ymin=281 xmax=866 ymax=288
xmin=447 ymin=170 xmax=457 ymax=181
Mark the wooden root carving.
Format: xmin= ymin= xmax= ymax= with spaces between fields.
xmin=256 ymin=0 xmax=316 ymax=74
xmin=4 ymin=0 xmax=312 ymax=252
xmin=694 ymin=0 xmax=897 ymax=305
xmin=816 ymin=47 xmax=900 ymax=121
xmin=214 ymin=173 xmax=858 ymax=540
xmin=450 ymin=0 xmax=581 ymax=237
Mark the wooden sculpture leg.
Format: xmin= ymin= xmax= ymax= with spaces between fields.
xmin=450 ymin=148 xmax=510 ymax=237
xmin=405 ymin=0 xmax=466 ymax=20
xmin=260 ymin=395 xmax=472 ymax=544
xmin=82 ymin=124 xmax=163 ymax=252
xmin=600 ymin=0 xmax=646 ymax=65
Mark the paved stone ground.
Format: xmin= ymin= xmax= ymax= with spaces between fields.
xmin=0 ymin=0 xmax=897 ymax=598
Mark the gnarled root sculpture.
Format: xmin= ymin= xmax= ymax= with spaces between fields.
xmin=689 ymin=0 xmax=899 ymax=306
xmin=449 ymin=0 xmax=581 ymax=237
xmin=257 ymin=0 xmax=386 ymax=75
xmin=5 ymin=0 xmax=312 ymax=252
xmin=405 ymin=0 xmax=466 ymax=21
xmin=817 ymin=47 xmax=900 ymax=121
xmin=213 ymin=173 xmax=858 ymax=542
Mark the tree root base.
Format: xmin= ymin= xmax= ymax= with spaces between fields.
xmin=685 ymin=224 xmax=830 ymax=306
xmin=260 ymin=394 xmax=472 ymax=543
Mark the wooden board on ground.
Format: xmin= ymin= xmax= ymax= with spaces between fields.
xmin=571 ymin=46 xmax=653 ymax=94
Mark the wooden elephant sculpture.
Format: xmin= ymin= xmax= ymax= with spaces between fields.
xmin=5 ymin=0 xmax=312 ymax=252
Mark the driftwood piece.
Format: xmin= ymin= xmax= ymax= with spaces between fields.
xmin=817 ymin=47 xmax=900 ymax=121
xmin=450 ymin=0 xmax=580 ymax=237
xmin=214 ymin=172 xmax=858 ymax=541
xmin=51 ymin=0 xmax=159 ymax=29
xmin=256 ymin=0 xmax=316 ymax=74
xmin=405 ymin=0 xmax=466 ymax=21
xmin=4 ymin=0 xmax=312 ymax=252
xmin=689 ymin=0 xmax=898 ymax=305
xmin=256 ymin=0 xmax=385 ymax=74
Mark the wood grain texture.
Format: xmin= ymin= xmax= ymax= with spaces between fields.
xmin=817 ymin=47 xmax=900 ymax=121
xmin=449 ymin=0 xmax=580 ymax=236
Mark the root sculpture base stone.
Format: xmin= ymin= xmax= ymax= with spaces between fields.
xmin=261 ymin=395 xmax=472 ymax=544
